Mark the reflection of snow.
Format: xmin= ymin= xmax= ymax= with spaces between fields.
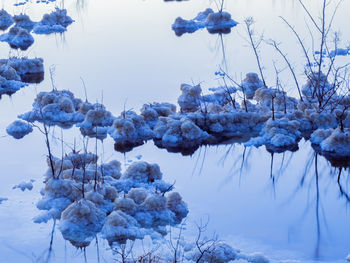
xmin=13 ymin=180 xmax=34 ymax=191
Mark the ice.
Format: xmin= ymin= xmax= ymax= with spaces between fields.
xmin=6 ymin=120 xmax=33 ymax=139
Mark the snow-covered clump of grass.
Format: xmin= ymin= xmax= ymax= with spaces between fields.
xmin=13 ymin=14 xmax=36 ymax=31
xmin=6 ymin=120 xmax=33 ymax=139
xmin=311 ymin=127 xmax=350 ymax=157
xmin=0 ymin=57 xmax=44 ymax=80
xmin=186 ymin=242 xmax=239 ymax=263
xmin=202 ymin=86 xmax=237 ymax=107
xmin=59 ymin=199 xmax=106 ymax=248
xmin=206 ymin=11 xmax=238 ymax=34
xmin=32 ymin=149 xmax=188 ymax=248
xmin=245 ymin=117 xmax=301 ymax=152
xmin=0 ymin=9 xmax=14 ymax=31
xmin=141 ymin=102 xmax=176 ymax=128
xmin=172 ymin=8 xmax=213 ymax=36
xmin=19 ymin=90 xmax=85 ymax=129
xmin=77 ymin=103 xmax=115 ymax=140
xmin=153 ymin=116 xmax=210 ymax=148
xmin=0 ymin=64 xmax=27 ymax=97
xmin=33 ymin=8 xmax=74 ymax=34
xmin=0 ymin=26 xmax=34 ymax=50
xmin=108 ymin=110 xmax=154 ymax=152
xmin=172 ymin=8 xmax=237 ymax=36
xmin=241 ymin=73 xmax=264 ymax=100
xmin=178 ymin=83 xmax=202 ymax=112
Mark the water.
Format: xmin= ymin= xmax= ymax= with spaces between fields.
xmin=0 ymin=0 xmax=349 ymax=262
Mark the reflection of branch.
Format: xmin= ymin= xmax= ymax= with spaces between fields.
xmin=337 ymin=168 xmax=350 ymax=202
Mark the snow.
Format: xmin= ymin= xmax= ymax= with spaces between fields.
xmin=13 ymin=180 xmax=34 ymax=191
xmin=6 ymin=120 xmax=33 ymax=139
xmin=346 ymin=254 xmax=350 ymax=262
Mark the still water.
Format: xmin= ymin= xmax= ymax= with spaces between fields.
xmin=0 ymin=0 xmax=349 ymax=262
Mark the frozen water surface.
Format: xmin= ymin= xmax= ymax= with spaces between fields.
xmin=0 ymin=0 xmax=350 ymax=262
